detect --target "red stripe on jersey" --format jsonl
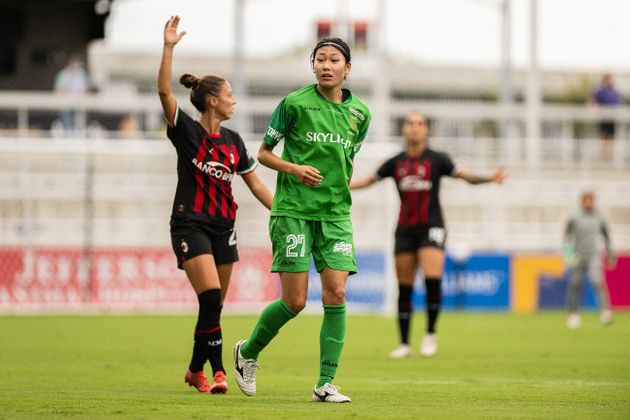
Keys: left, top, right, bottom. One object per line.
{"left": 193, "top": 137, "right": 209, "bottom": 213}
{"left": 399, "top": 159, "right": 413, "bottom": 225}
{"left": 395, "top": 159, "right": 404, "bottom": 224}
{"left": 208, "top": 145, "right": 219, "bottom": 216}
{"left": 219, "top": 144, "right": 231, "bottom": 218}
{"left": 410, "top": 159, "right": 421, "bottom": 225}
{"left": 420, "top": 159, "right": 431, "bottom": 224}
{"left": 229, "top": 144, "right": 239, "bottom": 219}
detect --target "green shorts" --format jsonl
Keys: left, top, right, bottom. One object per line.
{"left": 269, "top": 216, "right": 357, "bottom": 274}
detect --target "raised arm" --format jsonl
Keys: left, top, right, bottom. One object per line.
{"left": 257, "top": 142, "right": 323, "bottom": 188}
{"left": 456, "top": 166, "right": 506, "bottom": 185}
{"left": 157, "top": 16, "right": 186, "bottom": 126}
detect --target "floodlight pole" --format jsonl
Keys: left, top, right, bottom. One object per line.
{"left": 337, "top": 0, "right": 350, "bottom": 40}
{"left": 232, "top": 0, "right": 249, "bottom": 135}
{"left": 526, "top": 0, "right": 541, "bottom": 169}
{"left": 499, "top": 0, "right": 513, "bottom": 141}
{"left": 467, "top": 0, "right": 514, "bottom": 154}
{"left": 373, "top": 0, "right": 391, "bottom": 142}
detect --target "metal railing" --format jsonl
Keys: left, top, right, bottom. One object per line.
{"left": 1, "top": 138, "right": 628, "bottom": 253}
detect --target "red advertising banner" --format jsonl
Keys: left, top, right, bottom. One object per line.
{"left": 606, "top": 254, "right": 630, "bottom": 307}
{"left": 0, "top": 247, "right": 279, "bottom": 313}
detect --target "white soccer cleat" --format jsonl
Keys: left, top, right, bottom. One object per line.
{"left": 233, "top": 339, "right": 259, "bottom": 396}
{"left": 389, "top": 344, "right": 412, "bottom": 359}
{"left": 566, "top": 313, "right": 582, "bottom": 329}
{"left": 312, "top": 383, "right": 351, "bottom": 403}
{"left": 600, "top": 309, "right": 613, "bottom": 325}
{"left": 420, "top": 333, "right": 437, "bottom": 357}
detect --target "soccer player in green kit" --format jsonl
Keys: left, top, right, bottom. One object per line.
{"left": 233, "top": 37, "right": 371, "bottom": 403}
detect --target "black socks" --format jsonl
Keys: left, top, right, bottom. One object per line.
{"left": 189, "top": 289, "right": 224, "bottom": 375}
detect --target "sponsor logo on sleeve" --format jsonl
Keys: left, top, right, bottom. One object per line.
{"left": 266, "top": 126, "right": 285, "bottom": 142}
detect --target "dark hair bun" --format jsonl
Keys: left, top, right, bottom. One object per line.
{"left": 180, "top": 74, "right": 199, "bottom": 89}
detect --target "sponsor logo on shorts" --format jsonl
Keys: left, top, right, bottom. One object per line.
{"left": 332, "top": 241, "right": 353, "bottom": 256}
{"left": 181, "top": 241, "right": 189, "bottom": 254}
{"left": 280, "top": 261, "right": 296, "bottom": 266}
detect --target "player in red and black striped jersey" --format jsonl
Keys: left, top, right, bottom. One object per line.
{"left": 167, "top": 108, "right": 258, "bottom": 227}
{"left": 158, "top": 16, "right": 272, "bottom": 394}
{"left": 351, "top": 112, "right": 505, "bottom": 358}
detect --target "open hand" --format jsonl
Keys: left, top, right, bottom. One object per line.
{"left": 493, "top": 167, "right": 507, "bottom": 184}
{"left": 164, "top": 15, "right": 186, "bottom": 47}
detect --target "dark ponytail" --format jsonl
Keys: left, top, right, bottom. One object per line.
{"left": 179, "top": 73, "right": 200, "bottom": 90}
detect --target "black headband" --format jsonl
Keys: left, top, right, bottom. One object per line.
{"left": 315, "top": 41, "right": 350, "bottom": 62}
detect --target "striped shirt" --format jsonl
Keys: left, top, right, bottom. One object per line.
{"left": 166, "top": 107, "right": 257, "bottom": 230}
{"left": 376, "top": 148, "right": 457, "bottom": 227}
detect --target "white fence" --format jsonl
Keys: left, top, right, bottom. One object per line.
{"left": 1, "top": 137, "right": 628, "bottom": 253}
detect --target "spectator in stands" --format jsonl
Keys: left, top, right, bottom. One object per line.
{"left": 53, "top": 54, "right": 89, "bottom": 135}
{"left": 564, "top": 190, "right": 616, "bottom": 329}
{"left": 589, "top": 73, "right": 622, "bottom": 158}
{"left": 117, "top": 114, "right": 139, "bottom": 139}
{"left": 157, "top": 15, "right": 273, "bottom": 395}
{"left": 350, "top": 112, "right": 506, "bottom": 359}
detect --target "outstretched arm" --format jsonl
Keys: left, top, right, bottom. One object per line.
{"left": 349, "top": 175, "right": 378, "bottom": 190}
{"left": 241, "top": 170, "right": 273, "bottom": 210}
{"left": 157, "top": 15, "right": 186, "bottom": 126}
{"left": 456, "top": 167, "right": 506, "bottom": 185}
{"left": 257, "top": 142, "right": 323, "bottom": 188}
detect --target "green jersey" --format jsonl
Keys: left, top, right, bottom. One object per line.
{"left": 264, "top": 84, "right": 371, "bottom": 221}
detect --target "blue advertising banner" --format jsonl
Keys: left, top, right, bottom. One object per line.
{"left": 307, "top": 251, "right": 386, "bottom": 311}
{"left": 538, "top": 272, "right": 598, "bottom": 309}
{"left": 413, "top": 253, "right": 511, "bottom": 310}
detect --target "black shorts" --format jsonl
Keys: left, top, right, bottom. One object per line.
{"left": 597, "top": 120, "right": 615, "bottom": 138}
{"left": 394, "top": 225, "right": 447, "bottom": 254}
{"left": 170, "top": 219, "right": 239, "bottom": 269}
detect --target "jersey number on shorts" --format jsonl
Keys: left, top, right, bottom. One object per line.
{"left": 286, "top": 234, "right": 306, "bottom": 257}
{"left": 428, "top": 227, "right": 446, "bottom": 247}
{"left": 228, "top": 229, "right": 237, "bottom": 246}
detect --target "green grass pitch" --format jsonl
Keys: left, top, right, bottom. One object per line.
{"left": 1, "top": 311, "right": 629, "bottom": 419}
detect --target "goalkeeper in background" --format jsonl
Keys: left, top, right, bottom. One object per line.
{"left": 564, "top": 190, "right": 616, "bottom": 329}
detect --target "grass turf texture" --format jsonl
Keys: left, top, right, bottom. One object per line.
{"left": 1, "top": 312, "right": 629, "bottom": 419}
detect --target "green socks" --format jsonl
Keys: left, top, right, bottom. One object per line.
{"left": 240, "top": 300, "right": 347, "bottom": 388}
{"left": 317, "top": 303, "right": 346, "bottom": 387}
{"left": 240, "top": 299, "right": 296, "bottom": 360}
